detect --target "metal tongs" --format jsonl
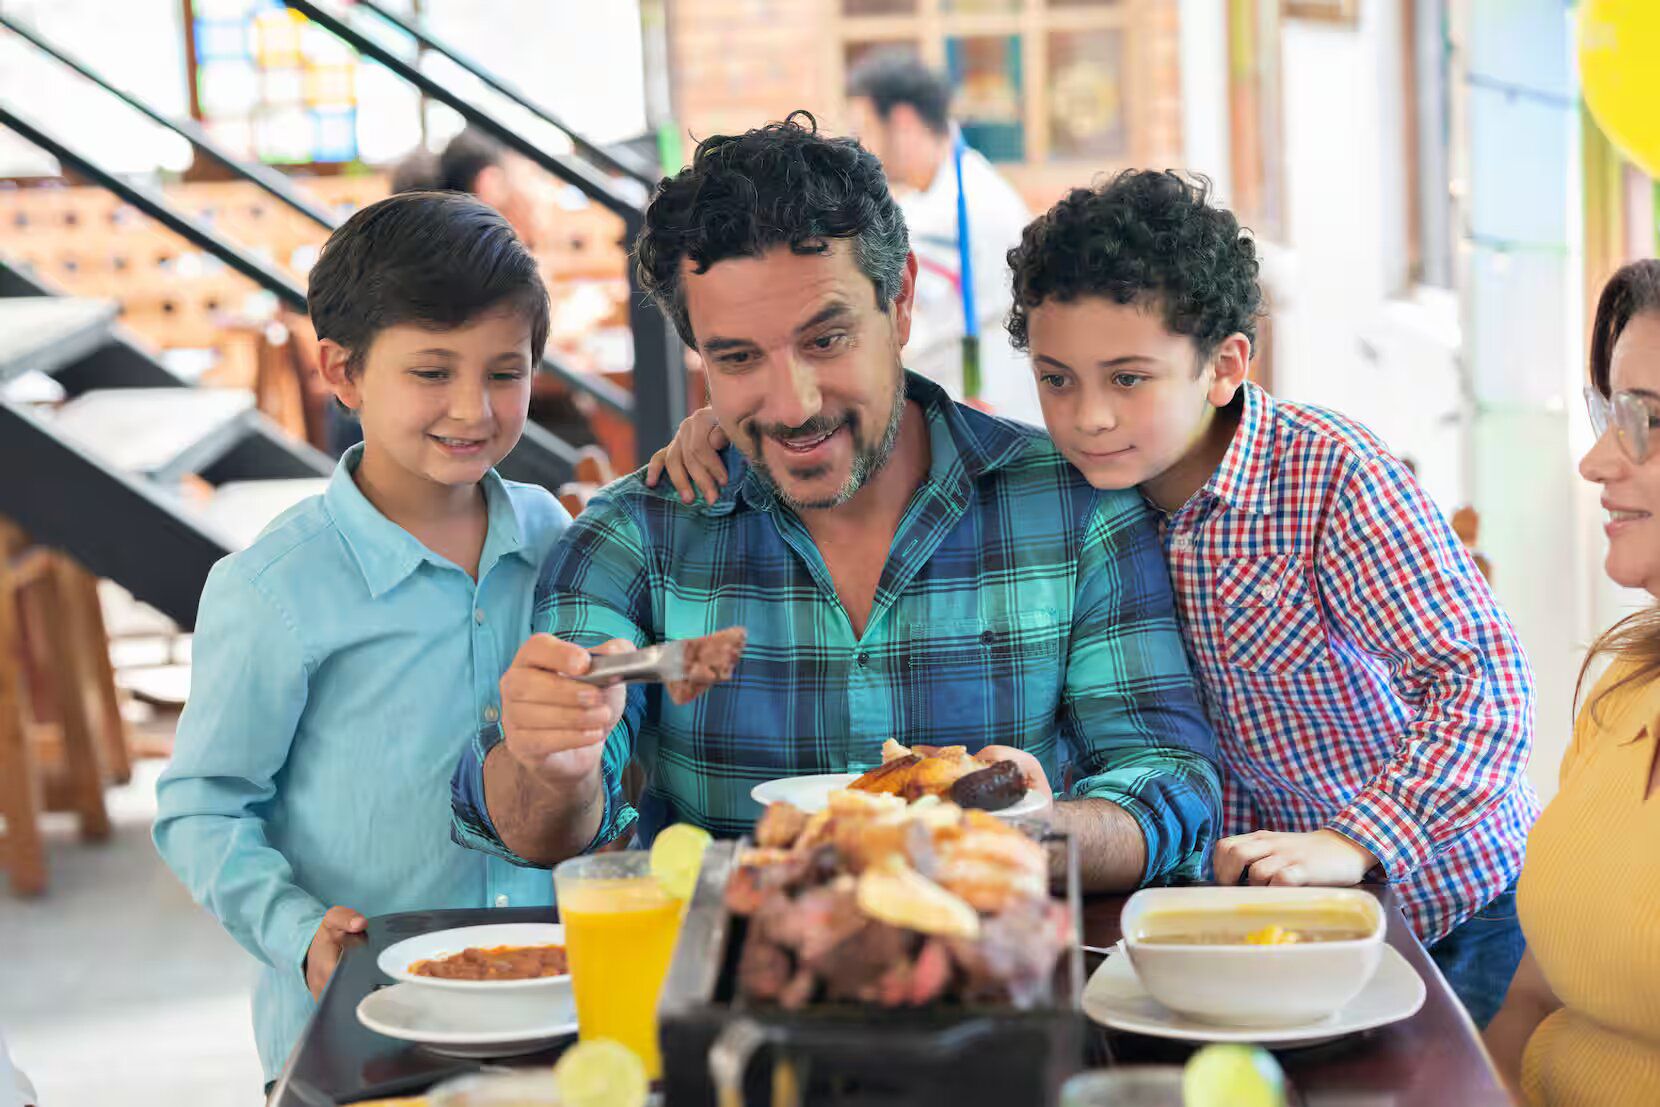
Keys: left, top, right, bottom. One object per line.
{"left": 570, "top": 640, "right": 694, "bottom": 687}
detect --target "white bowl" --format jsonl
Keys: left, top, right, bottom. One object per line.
{"left": 1120, "top": 887, "right": 1385, "bottom": 1028}
{"left": 377, "top": 922, "right": 569, "bottom": 994}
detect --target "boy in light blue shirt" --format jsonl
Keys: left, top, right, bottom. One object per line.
{"left": 153, "top": 192, "right": 569, "bottom": 1084}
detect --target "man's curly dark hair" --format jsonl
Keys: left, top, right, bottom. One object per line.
{"left": 1006, "top": 170, "right": 1262, "bottom": 362}
{"left": 634, "top": 111, "right": 910, "bottom": 348}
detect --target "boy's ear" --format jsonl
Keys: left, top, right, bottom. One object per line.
{"left": 317, "top": 339, "right": 363, "bottom": 410}
{"left": 1208, "top": 332, "right": 1252, "bottom": 407}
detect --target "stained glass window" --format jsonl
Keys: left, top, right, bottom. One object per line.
{"left": 190, "top": 0, "right": 359, "bottom": 165}
{"left": 945, "top": 35, "right": 1024, "bottom": 163}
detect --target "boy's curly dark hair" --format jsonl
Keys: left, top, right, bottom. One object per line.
{"left": 634, "top": 111, "right": 909, "bottom": 348}
{"left": 1006, "top": 170, "right": 1262, "bottom": 361}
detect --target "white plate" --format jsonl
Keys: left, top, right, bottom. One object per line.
{"left": 378, "top": 923, "right": 568, "bottom": 993}
{"left": 750, "top": 773, "right": 1051, "bottom": 818}
{"left": 1082, "top": 944, "right": 1426, "bottom": 1048}
{"left": 356, "top": 981, "right": 578, "bottom": 1059}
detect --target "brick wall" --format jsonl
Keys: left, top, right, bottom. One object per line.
{"left": 665, "top": 0, "right": 1187, "bottom": 215}
{"left": 667, "top": 0, "right": 838, "bottom": 142}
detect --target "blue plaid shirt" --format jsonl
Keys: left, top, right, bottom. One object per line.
{"left": 452, "top": 373, "right": 1220, "bottom": 880}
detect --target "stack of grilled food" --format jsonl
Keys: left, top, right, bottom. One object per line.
{"left": 726, "top": 781, "right": 1070, "bottom": 1011}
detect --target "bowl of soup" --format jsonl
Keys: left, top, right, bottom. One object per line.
{"left": 1120, "top": 887, "right": 1385, "bottom": 1027}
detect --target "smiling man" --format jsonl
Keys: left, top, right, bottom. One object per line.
{"left": 448, "top": 114, "right": 1221, "bottom": 891}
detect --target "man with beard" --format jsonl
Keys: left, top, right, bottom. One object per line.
{"left": 449, "top": 114, "right": 1220, "bottom": 891}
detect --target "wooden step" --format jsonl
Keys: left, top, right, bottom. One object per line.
{"left": 0, "top": 296, "right": 117, "bottom": 383}
{"left": 45, "top": 386, "right": 254, "bottom": 479}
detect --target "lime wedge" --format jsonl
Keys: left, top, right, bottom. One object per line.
{"left": 649, "top": 822, "right": 713, "bottom": 901}
{"left": 1182, "top": 1044, "right": 1286, "bottom": 1107}
{"left": 554, "top": 1038, "right": 648, "bottom": 1107}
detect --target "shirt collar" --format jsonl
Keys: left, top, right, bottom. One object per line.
{"left": 1199, "top": 381, "right": 1277, "bottom": 516}
{"left": 721, "top": 371, "right": 1034, "bottom": 513}
{"left": 323, "top": 444, "right": 533, "bottom": 598}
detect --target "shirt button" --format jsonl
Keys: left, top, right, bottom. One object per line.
{"left": 494, "top": 894, "right": 509, "bottom": 908}
{"left": 474, "top": 608, "right": 486, "bottom": 625}
{"left": 484, "top": 705, "right": 500, "bottom": 723}
{"left": 857, "top": 652, "right": 870, "bottom": 667}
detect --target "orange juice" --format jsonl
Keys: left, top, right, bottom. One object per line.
{"left": 556, "top": 864, "right": 686, "bottom": 1080}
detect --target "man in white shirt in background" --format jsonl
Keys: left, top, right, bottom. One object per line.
{"left": 846, "top": 52, "right": 1040, "bottom": 426}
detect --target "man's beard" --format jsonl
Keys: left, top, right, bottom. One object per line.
{"left": 745, "top": 370, "right": 907, "bottom": 512}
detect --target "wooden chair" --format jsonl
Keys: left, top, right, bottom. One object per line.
{"left": 557, "top": 482, "right": 598, "bottom": 519}
{"left": 0, "top": 533, "right": 47, "bottom": 897}
{"left": 0, "top": 521, "right": 127, "bottom": 897}
{"left": 572, "top": 445, "right": 614, "bottom": 486}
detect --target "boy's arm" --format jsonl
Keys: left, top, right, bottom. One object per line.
{"left": 1058, "top": 495, "right": 1223, "bottom": 888}
{"left": 1317, "top": 455, "right": 1535, "bottom": 879}
{"left": 152, "top": 562, "right": 326, "bottom": 990}
{"left": 451, "top": 497, "right": 651, "bottom": 866}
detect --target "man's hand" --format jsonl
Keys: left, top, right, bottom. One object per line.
{"left": 644, "top": 407, "right": 729, "bottom": 505}
{"left": 499, "top": 635, "right": 633, "bottom": 786}
{"left": 974, "top": 744, "right": 1054, "bottom": 803}
{"left": 1213, "top": 829, "right": 1380, "bottom": 887}
{"left": 304, "top": 905, "right": 366, "bottom": 1000}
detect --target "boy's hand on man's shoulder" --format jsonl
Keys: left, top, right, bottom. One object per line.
{"left": 1212, "top": 828, "right": 1380, "bottom": 887}
{"left": 499, "top": 634, "right": 630, "bottom": 786}
{"left": 645, "top": 406, "right": 729, "bottom": 505}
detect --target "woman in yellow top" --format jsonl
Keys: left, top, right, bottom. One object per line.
{"left": 1485, "top": 259, "right": 1660, "bottom": 1105}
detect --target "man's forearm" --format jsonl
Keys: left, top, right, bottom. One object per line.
{"left": 482, "top": 745, "right": 605, "bottom": 868}
{"left": 1048, "top": 798, "right": 1147, "bottom": 891}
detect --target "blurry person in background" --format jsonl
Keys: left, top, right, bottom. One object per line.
{"left": 846, "top": 51, "right": 1038, "bottom": 425}
{"left": 388, "top": 146, "right": 439, "bottom": 194}
{"left": 432, "top": 128, "right": 549, "bottom": 252}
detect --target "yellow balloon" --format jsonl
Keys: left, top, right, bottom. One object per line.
{"left": 1579, "top": 0, "right": 1660, "bottom": 177}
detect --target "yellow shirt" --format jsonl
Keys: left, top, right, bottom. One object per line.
{"left": 1518, "top": 660, "right": 1660, "bottom": 1106}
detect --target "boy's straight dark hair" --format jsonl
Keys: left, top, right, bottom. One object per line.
{"left": 1006, "top": 169, "right": 1263, "bottom": 363}
{"left": 307, "top": 191, "right": 549, "bottom": 374}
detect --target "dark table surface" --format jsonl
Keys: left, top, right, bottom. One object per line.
{"left": 271, "top": 890, "right": 1510, "bottom": 1106}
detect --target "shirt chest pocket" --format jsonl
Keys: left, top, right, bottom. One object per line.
{"left": 898, "top": 610, "right": 1063, "bottom": 742}
{"left": 1216, "top": 556, "right": 1329, "bottom": 674}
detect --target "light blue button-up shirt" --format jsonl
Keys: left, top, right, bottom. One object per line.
{"left": 153, "top": 445, "right": 568, "bottom": 1080}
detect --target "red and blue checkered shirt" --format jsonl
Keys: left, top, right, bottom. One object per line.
{"left": 1162, "top": 383, "right": 1539, "bottom": 942}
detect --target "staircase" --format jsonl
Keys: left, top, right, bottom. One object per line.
{"left": 0, "top": 278, "right": 331, "bottom": 627}
{"left": 0, "top": 2, "right": 687, "bottom": 630}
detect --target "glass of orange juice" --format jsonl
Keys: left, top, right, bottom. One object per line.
{"left": 554, "top": 851, "right": 687, "bottom": 1080}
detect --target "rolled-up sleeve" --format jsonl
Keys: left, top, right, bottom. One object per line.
{"left": 152, "top": 561, "right": 324, "bottom": 988}
{"left": 1062, "top": 495, "right": 1222, "bottom": 882}
{"left": 449, "top": 718, "right": 639, "bottom": 866}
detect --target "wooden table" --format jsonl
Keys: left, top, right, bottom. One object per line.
{"left": 271, "top": 891, "right": 1510, "bottom": 1106}
{"left": 1079, "top": 891, "right": 1511, "bottom": 1106}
